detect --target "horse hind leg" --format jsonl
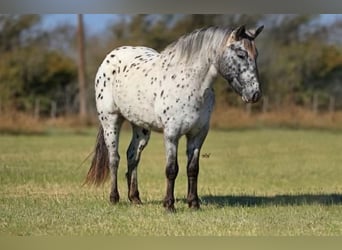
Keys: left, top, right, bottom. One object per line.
{"left": 126, "top": 125, "right": 151, "bottom": 204}
{"left": 101, "top": 113, "right": 124, "bottom": 204}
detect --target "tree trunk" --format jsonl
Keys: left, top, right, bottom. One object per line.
{"left": 274, "top": 94, "right": 281, "bottom": 111}
{"left": 329, "top": 95, "right": 335, "bottom": 115}
{"left": 77, "top": 14, "right": 87, "bottom": 120}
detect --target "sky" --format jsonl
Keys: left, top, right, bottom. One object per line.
{"left": 42, "top": 14, "right": 125, "bottom": 35}
{"left": 42, "top": 14, "right": 342, "bottom": 36}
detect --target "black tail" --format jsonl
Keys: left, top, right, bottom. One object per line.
{"left": 84, "top": 125, "right": 110, "bottom": 186}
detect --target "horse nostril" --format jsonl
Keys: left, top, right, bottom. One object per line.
{"left": 252, "top": 91, "right": 261, "bottom": 102}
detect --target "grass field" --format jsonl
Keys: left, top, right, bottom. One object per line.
{"left": 0, "top": 128, "right": 341, "bottom": 235}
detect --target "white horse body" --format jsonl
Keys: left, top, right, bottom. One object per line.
{"left": 87, "top": 25, "right": 264, "bottom": 210}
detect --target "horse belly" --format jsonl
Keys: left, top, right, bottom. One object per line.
{"left": 113, "top": 72, "right": 162, "bottom": 131}
{"left": 156, "top": 87, "right": 215, "bottom": 135}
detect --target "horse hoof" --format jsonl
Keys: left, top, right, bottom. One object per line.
{"left": 130, "top": 197, "right": 143, "bottom": 205}
{"left": 165, "top": 205, "right": 176, "bottom": 213}
{"left": 189, "top": 202, "right": 200, "bottom": 209}
{"left": 188, "top": 199, "right": 200, "bottom": 209}
{"left": 109, "top": 193, "right": 120, "bottom": 204}
{"left": 163, "top": 199, "right": 176, "bottom": 212}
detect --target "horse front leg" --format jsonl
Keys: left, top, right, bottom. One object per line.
{"left": 163, "top": 135, "right": 179, "bottom": 211}
{"left": 186, "top": 126, "right": 209, "bottom": 209}
{"left": 186, "top": 148, "right": 200, "bottom": 209}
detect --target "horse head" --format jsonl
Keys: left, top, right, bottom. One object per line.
{"left": 218, "top": 25, "right": 264, "bottom": 103}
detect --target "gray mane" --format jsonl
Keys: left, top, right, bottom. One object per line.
{"left": 161, "top": 26, "right": 232, "bottom": 64}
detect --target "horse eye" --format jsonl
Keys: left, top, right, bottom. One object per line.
{"left": 237, "top": 51, "right": 247, "bottom": 59}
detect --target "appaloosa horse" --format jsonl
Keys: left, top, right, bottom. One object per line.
{"left": 85, "top": 25, "right": 264, "bottom": 211}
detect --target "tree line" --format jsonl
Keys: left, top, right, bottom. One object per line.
{"left": 0, "top": 14, "right": 341, "bottom": 118}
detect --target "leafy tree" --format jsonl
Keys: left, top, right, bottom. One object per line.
{"left": 0, "top": 15, "right": 40, "bottom": 52}
{"left": 0, "top": 14, "right": 77, "bottom": 114}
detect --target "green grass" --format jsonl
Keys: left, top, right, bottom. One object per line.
{"left": 0, "top": 128, "right": 341, "bottom": 235}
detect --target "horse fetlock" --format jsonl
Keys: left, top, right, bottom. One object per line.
{"left": 109, "top": 191, "right": 120, "bottom": 204}
{"left": 129, "top": 195, "right": 142, "bottom": 205}
{"left": 128, "top": 189, "right": 142, "bottom": 204}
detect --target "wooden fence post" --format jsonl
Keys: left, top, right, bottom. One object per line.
{"left": 246, "top": 103, "right": 252, "bottom": 116}
{"left": 329, "top": 95, "right": 335, "bottom": 115}
{"left": 275, "top": 94, "right": 281, "bottom": 111}
{"left": 50, "top": 101, "right": 57, "bottom": 119}
{"left": 34, "top": 99, "right": 40, "bottom": 120}
{"left": 262, "top": 96, "right": 269, "bottom": 113}
{"left": 312, "top": 93, "right": 318, "bottom": 115}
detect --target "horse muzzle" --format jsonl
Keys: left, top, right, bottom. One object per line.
{"left": 242, "top": 89, "right": 262, "bottom": 103}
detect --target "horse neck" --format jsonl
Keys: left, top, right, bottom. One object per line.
{"left": 200, "top": 61, "right": 219, "bottom": 94}
{"left": 162, "top": 44, "right": 220, "bottom": 95}
{"left": 187, "top": 52, "right": 219, "bottom": 95}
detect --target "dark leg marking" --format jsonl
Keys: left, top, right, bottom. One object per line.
{"left": 163, "top": 135, "right": 180, "bottom": 211}
{"left": 126, "top": 125, "right": 151, "bottom": 205}
{"left": 185, "top": 127, "right": 209, "bottom": 209}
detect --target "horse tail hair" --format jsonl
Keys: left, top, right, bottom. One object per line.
{"left": 84, "top": 125, "right": 110, "bottom": 186}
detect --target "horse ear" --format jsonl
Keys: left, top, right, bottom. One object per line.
{"left": 227, "top": 25, "right": 247, "bottom": 43}
{"left": 253, "top": 25, "right": 264, "bottom": 39}
{"left": 235, "top": 25, "right": 246, "bottom": 40}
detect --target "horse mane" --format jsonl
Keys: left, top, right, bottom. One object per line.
{"left": 161, "top": 26, "right": 232, "bottom": 64}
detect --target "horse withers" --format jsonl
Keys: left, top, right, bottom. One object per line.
{"left": 85, "top": 25, "right": 264, "bottom": 211}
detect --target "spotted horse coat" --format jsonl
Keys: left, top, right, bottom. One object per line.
{"left": 85, "top": 25, "right": 264, "bottom": 211}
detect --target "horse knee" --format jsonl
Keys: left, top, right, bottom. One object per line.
{"left": 166, "top": 163, "right": 179, "bottom": 180}
{"left": 187, "top": 159, "right": 199, "bottom": 177}
{"left": 187, "top": 149, "right": 199, "bottom": 177}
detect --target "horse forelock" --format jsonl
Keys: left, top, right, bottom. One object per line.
{"left": 161, "top": 26, "right": 232, "bottom": 64}
{"left": 242, "top": 39, "right": 258, "bottom": 60}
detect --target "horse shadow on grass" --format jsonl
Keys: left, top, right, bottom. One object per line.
{"left": 200, "top": 193, "right": 342, "bottom": 207}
